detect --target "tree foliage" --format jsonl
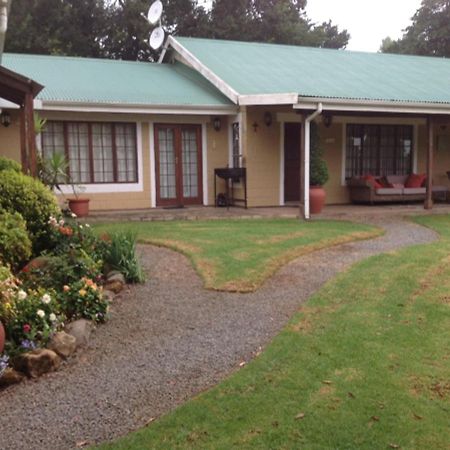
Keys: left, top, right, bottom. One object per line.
{"left": 6, "top": 0, "right": 349, "bottom": 60}
{"left": 381, "top": 0, "right": 450, "bottom": 57}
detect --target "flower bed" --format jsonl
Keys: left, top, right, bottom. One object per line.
{"left": 0, "top": 157, "right": 143, "bottom": 386}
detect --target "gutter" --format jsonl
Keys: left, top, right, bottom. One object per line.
{"left": 0, "top": 0, "right": 10, "bottom": 64}
{"left": 303, "top": 102, "right": 323, "bottom": 220}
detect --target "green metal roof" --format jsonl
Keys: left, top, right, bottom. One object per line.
{"left": 175, "top": 37, "right": 450, "bottom": 104}
{"left": 1, "top": 53, "right": 233, "bottom": 107}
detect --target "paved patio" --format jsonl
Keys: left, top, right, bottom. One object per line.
{"left": 88, "top": 203, "right": 450, "bottom": 223}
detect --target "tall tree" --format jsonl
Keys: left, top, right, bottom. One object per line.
{"left": 381, "top": 0, "right": 450, "bottom": 57}
{"left": 5, "top": 0, "right": 108, "bottom": 57}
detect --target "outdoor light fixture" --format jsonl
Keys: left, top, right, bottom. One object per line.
{"left": 0, "top": 110, "right": 11, "bottom": 127}
{"left": 323, "top": 113, "right": 333, "bottom": 128}
{"left": 252, "top": 122, "right": 259, "bottom": 132}
{"left": 213, "top": 117, "right": 221, "bottom": 132}
{"left": 264, "top": 111, "right": 272, "bottom": 127}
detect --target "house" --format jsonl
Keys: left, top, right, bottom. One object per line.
{"left": 0, "top": 36, "right": 449, "bottom": 218}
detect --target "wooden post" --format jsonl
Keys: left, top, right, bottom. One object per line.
{"left": 25, "top": 93, "right": 37, "bottom": 176}
{"left": 299, "top": 115, "right": 306, "bottom": 219}
{"left": 19, "top": 104, "right": 27, "bottom": 172}
{"left": 425, "top": 116, "right": 434, "bottom": 210}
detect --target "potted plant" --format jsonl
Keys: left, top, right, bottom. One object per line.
{"left": 309, "top": 122, "right": 329, "bottom": 214}
{"left": 38, "top": 153, "right": 90, "bottom": 217}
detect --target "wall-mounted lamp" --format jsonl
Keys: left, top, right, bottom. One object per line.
{"left": 252, "top": 122, "right": 259, "bottom": 132}
{"left": 323, "top": 113, "right": 333, "bottom": 128}
{"left": 264, "top": 111, "right": 272, "bottom": 127}
{"left": 1, "top": 110, "right": 11, "bottom": 127}
{"left": 213, "top": 117, "right": 221, "bottom": 132}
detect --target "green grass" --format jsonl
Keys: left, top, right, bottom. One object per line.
{"left": 95, "top": 219, "right": 380, "bottom": 292}
{"left": 98, "top": 215, "right": 450, "bottom": 450}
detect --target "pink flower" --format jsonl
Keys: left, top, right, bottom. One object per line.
{"left": 23, "top": 324, "right": 31, "bottom": 333}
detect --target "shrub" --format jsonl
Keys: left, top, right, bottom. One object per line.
{"left": 0, "top": 210, "right": 32, "bottom": 270}
{"left": 0, "top": 169, "right": 60, "bottom": 254}
{"left": 104, "top": 231, "right": 145, "bottom": 283}
{"left": 310, "top": 121, "right": 329, "bottom": 186}
{"left": 0, "top": 265, "right": 18, "bottom": 325}
{"left": 5, "top": 288, "right": 63, "bottom": 354}
{"left": 59, "top": 278, "right": 108, "bottom": 323}
{"left": 0, "top": 157, "right": 21, "bottom": 173}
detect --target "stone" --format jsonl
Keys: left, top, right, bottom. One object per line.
{"left": 47, "top": 331, "right": 76, "bottom": 359}
{"left": 65, "top": 319, "right": 93, "bottom": 348}
{"left": 106, "top": 271, "right": 126, "bottom": 284}
{"left": 14, "top": 349, "right": 61, "bottom": 378}
{"left": 104, "top": 279, "right": 124, "bottom": 294}
{"left": 102, "top": 289, "right": 116, "bottom": 302}
{"left": 0, "top": 368, "right": 25, "bottom": 387}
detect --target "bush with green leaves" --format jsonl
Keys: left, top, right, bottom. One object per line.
{"left": 104, "top": 231, "right": 145, "bottom": 283}
{"left": 0, "top": 156, "right": 21, "bottom": 173}
{"left": 0, "top": 209, "right": 32, "bottom": 270}
{"left": 0, "top": 169, "right": 60, "bottom": 254}
{"left": 59, "top": 277, "right": 108, "bottom": 323}
{"left": 310, "top": 121, "right": 329, "bottom": 186}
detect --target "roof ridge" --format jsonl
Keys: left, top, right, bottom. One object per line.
{"left": 175, "top": 36, "right": 450, "bottom": 62}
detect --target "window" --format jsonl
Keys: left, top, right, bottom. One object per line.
{"left": 346, "top": 124, "right": 413, "bottom": 179}
{"left": 42, "top": 121, "right": 138, "bottom": 183}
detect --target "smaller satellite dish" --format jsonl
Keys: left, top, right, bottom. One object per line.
{"left": 149, "top": 27, "right": 165, "bottom": 50}
{"left": 147, "top": 0, "right": 163, "bottom": 25}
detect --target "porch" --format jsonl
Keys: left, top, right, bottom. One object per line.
{"left": 87, "top": 203, "right": 450, "bottom": 223}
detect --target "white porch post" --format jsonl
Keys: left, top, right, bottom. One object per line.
{"left": 301, "top": 103, "right": 323, "bottom": 220}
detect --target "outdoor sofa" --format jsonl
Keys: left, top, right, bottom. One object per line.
{"left": 348, "top": 174, "right": 449, "bottom": 204}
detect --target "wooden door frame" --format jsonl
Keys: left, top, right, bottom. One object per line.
{"left": 154, "top": 123, "right": 203, "bottom": 207}
{"left": 283, "top": 122, "right": 302, "bottom": 203}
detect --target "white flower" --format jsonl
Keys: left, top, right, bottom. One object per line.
{"left": 49, "top": 313, "right": 57, "bottom": 322}
{"left": 48, "top": 216, "right": 58, "bottom": 227}
{"left": 41, "top": 294, "right": 51, "bottom": 304}
{"left": 79, "top": 225, "right": 83, "bottom": 229}
{"left": 59, "top": 219, "right": 65, "bottom": 226}
{"left": 71, "top": 212, "right": 77, "bottom": 218}
{"left": 85, "top": 224, "right": 90, "bottom": 228}
{"left": 37, "top": 309, "right": 45, "bottom": 319}
{"left": 17, "top": 290, "right": 27, "bottom": 300}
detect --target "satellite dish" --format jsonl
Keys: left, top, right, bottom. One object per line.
{"left": 149, "top": 27, "right": 165, "bottom": 50}
{"left": 147, "top": 0, "right": 163, "bottom": 25}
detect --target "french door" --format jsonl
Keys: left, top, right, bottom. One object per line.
{"left": 155, "top": 124, "right": 203, "bottom": 207}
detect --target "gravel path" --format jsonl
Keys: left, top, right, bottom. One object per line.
{"left": 0, "top": 217, "right": 438, "bottom": 449}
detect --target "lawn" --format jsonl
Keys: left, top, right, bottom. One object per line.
{"left": 98, "top": 215, "right": 450, "bottom": 450}
{"left": 94, "top": 219, "right": 380, "bottom": 292}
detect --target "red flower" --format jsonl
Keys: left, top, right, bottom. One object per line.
{"left": 23, "top": 324, "right": 31, "bottom": 333}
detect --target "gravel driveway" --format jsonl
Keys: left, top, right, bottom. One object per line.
{"left": 0, "top": 217, "right": 437, "bottom": 449}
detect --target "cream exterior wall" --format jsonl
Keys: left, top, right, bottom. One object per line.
{"left": 1, "top": 107, "right": 449, "bottom": 211}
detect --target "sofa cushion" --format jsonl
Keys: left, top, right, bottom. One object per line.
{"left": 375, "top": 188, "right": 403, "bottom": 195}
{"left": 405, "top": 173, "right": 426, "bottom": 188}
{"left": 362, "top": 175, "right": 383, "bottom": 189}
{"left": 386, "top": 175, "right": 408, "bottom": 185}
{"left": 403, "top": 187, "right": 426, "bottom": 195}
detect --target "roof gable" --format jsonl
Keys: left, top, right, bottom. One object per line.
{"left": 173, "top": 37, "right": 450, "bottom": 105}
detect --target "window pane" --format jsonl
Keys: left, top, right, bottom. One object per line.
{"left": 232, "top": 122, "right": 240, "bottom": 168}
{"left": 182, "top": 129, "right": 198, "bottom": 198}
{"left": 158, "top": 128, "right": 176, "bottom": 199}
{"left": 115, "top": 124, "right": 137, "bottom": 182}
{"left": 92, "top": 124, "right": 114, "bottom": 183}
{"left": 346, "top": 124, "right": 413, "bottom": 179}
{"left": 41, "top": 122, "right": 65, "bottom": 159}
{"left": 67, "top": 123, "right": 90, "bottom": 183}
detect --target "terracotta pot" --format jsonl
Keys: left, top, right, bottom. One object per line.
{"left": 68, "top": 198, "right": 90, "bottom": 218}
{"left": 309, "top": 185, "right": 326, "bottom": 214}
{"left": 0, "top": 321, "right": 5, "bottom": 354}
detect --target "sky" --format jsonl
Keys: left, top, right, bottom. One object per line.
{"left": 306, "top": 0, "right": 423, "bottom": 52}
{"left": 197, "top": 0, "right": 423, "bottom": 53}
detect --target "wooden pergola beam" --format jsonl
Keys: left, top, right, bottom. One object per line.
{"left": 0, "top": 66, "right": 43, "bottom": 175}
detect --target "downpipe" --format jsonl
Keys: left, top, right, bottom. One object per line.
{"left": 0, "top": 0, "right": 9, "bottom": 64}
{"left": 303, "top": 102, "right": 323, "bottom": 219}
